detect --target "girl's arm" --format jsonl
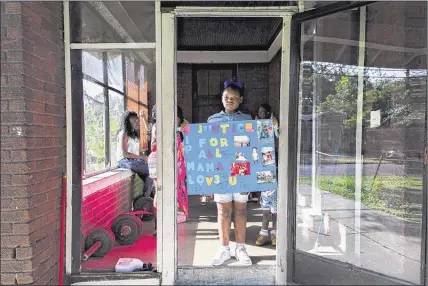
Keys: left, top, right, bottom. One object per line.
{"left": 121, "top": 132, "right": 147, "bottom": 160}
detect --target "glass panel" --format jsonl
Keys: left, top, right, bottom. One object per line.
{"left": 109, "top": 90, "right": 125, "bottom": 167}
{"left": 296, "top": 3, "right": 426, "bottom": 284}
{"left": 107, "top": 52, "right": 124, "bottom": 92}
{"left": 74, "top": 1, "right": 155, "bottom": 43}
{"left": 82, "top": 51, "right": 103, "bottom": 82}
{"left": 83, "top": 79, "right": 105, "bottom": 173}
{"left": 302, "top": 1, "right": 337, "bottom": 11}
{"left": 77, "top": 49, "right": 156, "bottom": 273}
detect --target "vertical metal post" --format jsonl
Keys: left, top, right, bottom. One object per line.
{"left": 276, "top": 14, "right": 293, "bottom": 285}
{"left": 155, "top": 0, "right": 163, "bottom": 274}
{"left": 422, "top": 36, "right": 428, "bottom": 286}
{"left": 64, "top": 0, "right": 73, "bottom": 274}
{"left": 122, "top": 54, "right": 127, "bottom": 110}
{"left": 64, "top": 0, "right": 83, "bottom": 275}
{"left": 103, "top": 53, "right": 111, "bottom": 167}
{"left": 355, "top": 6, "right": 367, "bottom": 265}
{"left": 311, "top": 19, "right": 322, "bottom": 216}
{"left": 158, "top": 10, "right": 178, "bottom": 285}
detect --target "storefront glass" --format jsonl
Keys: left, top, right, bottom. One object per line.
{"left": 296, "top": 2, "right": 427, "bottom": 284}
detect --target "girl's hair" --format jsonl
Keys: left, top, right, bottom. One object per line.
{"left": 260, "top": 103, "right": 272, "bottom": 117}
{"left": 223, "top": 79, "right": 244, "bottom": 98}
{"left": 223, "top": 85, "right": 243, "bottom": 98}
{"left": 177, "top": 105, "right": 184, "bottom": 126}
{"left": 122, "top": 111, "right": 139, "bottom": 139}
{"left": 151, "top": 104, "right": 156, "bottom": 124}
{"left": 150, "top": 105, "right": 184, "bottom": 125}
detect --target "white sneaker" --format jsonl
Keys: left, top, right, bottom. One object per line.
{"left": 235, "top": 246, "right": 252, "bottom": 266}
{"left": 211, "top": 247, "right": 231, "bottom": 266}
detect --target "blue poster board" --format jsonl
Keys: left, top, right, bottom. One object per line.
{"left": 182, "top": 120, "right": 278, "bottom": 195}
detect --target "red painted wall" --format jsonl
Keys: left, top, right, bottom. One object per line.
{"left": 81, "top": 174, "right": 143, "bottom": 241}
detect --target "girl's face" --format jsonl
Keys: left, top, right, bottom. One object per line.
{"left": 222, "top": 88, "right": 242, "bottom": 113}
{"left": 129, "top": 116, "right": 139, "bottom": 130}
{"left": 258, "top": 107, "right": 269, "bottom": 119}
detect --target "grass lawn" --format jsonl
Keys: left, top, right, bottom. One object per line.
{"left": 299, "top": 175, "right": 423, "bottom": 221}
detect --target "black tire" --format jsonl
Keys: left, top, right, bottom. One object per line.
{"left": 84, "top": 229, "right": 115, "bottom": 258}
{"left": 133, "top": 197, "right": 155, "bottom": 221}
{"left": 111, "top": 214, "right": 143, "bottom": 246}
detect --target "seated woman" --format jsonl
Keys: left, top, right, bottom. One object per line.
{"left": 117, "top": 111, "right": 153, "bottom": 197}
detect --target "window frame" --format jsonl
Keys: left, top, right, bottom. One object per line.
{"left": 81, "top": 51, "right": 125, "bottom": 177}
{"left": 81, "top": 51, "right": 151, "bottom": 178}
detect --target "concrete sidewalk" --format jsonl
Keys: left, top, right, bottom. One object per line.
{"left": 297, "top": 185, "right": 422, "bottom": 284}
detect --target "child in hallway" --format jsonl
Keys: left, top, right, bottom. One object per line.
{"left": 208, "top": 79, "right": 253, "bottom": 267}
{"left": 149, "top": 105, "right": 189, "bottom": 237}
{"left": 255, "top": 103, "right": 279, "bottom": 246}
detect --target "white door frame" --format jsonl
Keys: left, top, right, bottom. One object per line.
{"left": 158, "top": 5, "right": 297, "bottom": 285}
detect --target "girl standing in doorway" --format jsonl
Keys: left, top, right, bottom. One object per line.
{"left": 254, "top": 103, "right": 279, "bottom": 247}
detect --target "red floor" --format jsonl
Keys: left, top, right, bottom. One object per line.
{"left": 82, "top": 234, "right": 157, "bottom": 271}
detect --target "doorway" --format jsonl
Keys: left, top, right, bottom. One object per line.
{"left": 192, "top": 64, "right": 237, "bottom": 123}
{"left": 158, "top": 4, "right": 297, "bottom": 284}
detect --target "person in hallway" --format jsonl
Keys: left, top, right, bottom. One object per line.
{"left": 254, "top": 103, "right": 279, "bottom": 246}
{"left": 149, "top": 105, "right": 190, "bottom": 236}
{"left": 117, "top": 111, "right": 154, "bottom": 197}
{"left": 208, "top": 79, "right": 253, "bottom": 266}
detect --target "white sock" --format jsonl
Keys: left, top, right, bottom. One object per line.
{"left": 220, "top": 245, "right": 230, "bottom": 251}
{"left": 271, "top": 230, "right": 276, "bottom": 235}
{"left": 260, "top": 229, "right": 269, "bottom": 236}
{"left": 236, "top": 243, "right": 245, "bottom": 249}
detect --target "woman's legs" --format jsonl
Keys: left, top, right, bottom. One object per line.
{"left": 119, "top": 159, "right": 153, "bottom": 197}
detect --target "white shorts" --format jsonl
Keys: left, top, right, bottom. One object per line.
{"left": 214, "top": 193, "right": 248, "bottom": 203}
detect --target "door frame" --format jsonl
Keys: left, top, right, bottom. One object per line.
{"left": 158, "top": 4, "right": 298, "bottom": 285}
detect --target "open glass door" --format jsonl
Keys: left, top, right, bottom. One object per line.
{"left": 293, "top": 2, "right": 427, "bottom": 285}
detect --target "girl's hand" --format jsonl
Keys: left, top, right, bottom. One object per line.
{"left": 140, "top": 155, "right": 148, "bottom": 162}
{"left": 153, "top": 193, "right": 157, "bottom": 210}
{"left": 272, "top": 119, "right": 279, "bottom": 129}
{"left": 180, "top": 119, "right": 189, "bottom": 132}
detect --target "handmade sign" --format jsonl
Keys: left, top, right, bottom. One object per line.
{"left": 182, "top": 120, "right": 277, "bottom": 195}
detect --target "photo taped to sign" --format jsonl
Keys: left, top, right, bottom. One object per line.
{"left": 183, "top": 120, "right": 278, "bottom": 195}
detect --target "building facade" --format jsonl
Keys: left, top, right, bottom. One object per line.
{"left": 1, "top": 1, "right": 427, "bottom": 285}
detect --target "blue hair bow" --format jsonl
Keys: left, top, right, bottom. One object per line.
{"left": 224, "top": 79, "right": 243, "bottom": 89}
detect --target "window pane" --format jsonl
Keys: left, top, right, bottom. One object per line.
{"left": 296, "top": 3, "right": 426, "bottom": 284}
{"left": 82, "top": 51, "right": 103, "bottom": 82}
{"left": 107, "top": 52, "right": 124, "bottom": 92}
{"left": 83, "top": 79, "right": 106, "bottom": 173}
{"left": 73, "top": 1, "right": 155, "bottom": 43}
{"left": 109, "top": 90, "right": 125, "bottom": 167}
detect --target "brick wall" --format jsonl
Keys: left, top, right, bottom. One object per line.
{"left": 81, "top": 173, "right": 143, "bottom": 248}
{"left": 177, "top": 64, "right": 193, "bottom": 122}
{"left": 1, "top": 2, "right": 65, "bottom": 285}
{"left": 237, "top": 63, "right": 270, "bottom": 117}
{"left": 176, "top": 63, "right": 272, "bottom": 121}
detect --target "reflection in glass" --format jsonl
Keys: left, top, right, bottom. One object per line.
{"left": 83, "top": 79, "right": 105, "bottom": 173}
{"left": 296, "top": 3, "right": 426, "bottom": 284}
{"left": 77, "top": 1, "right": 155, "bottom": 43}
{"left": 82, "top": 51, "right": 103, "bottom": 82}
{"left": 107, "top": 53, "right": 124, "bottom": 92}
{"left": 109, "top": 90, "right": 125, "bottom": 167}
